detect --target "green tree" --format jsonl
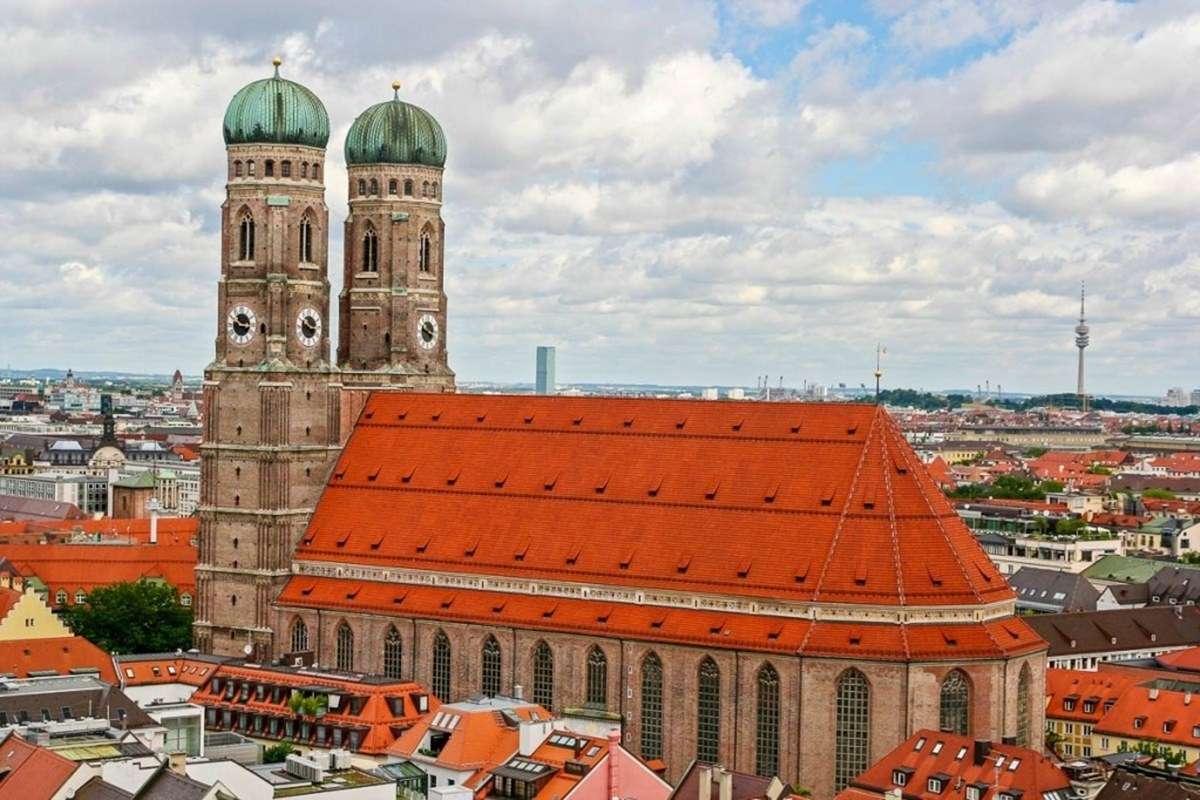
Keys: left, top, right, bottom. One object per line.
{"left": 1143, "top": 488, "right": 1177, "bottom": 500}
{"left": 61, "top": 580, "right": 192, "bottom": 654}
{"left": 1023, "top": 447, "right": 1048, "bottom": 458}
{"left": 264, "top": 741, "right": 296, "bottom": 763}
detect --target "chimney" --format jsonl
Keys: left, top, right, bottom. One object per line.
{"left": 1186, "top": 693, "right": 1193, "bottom": 706}
{"left": 1150, "top": 688, "right": 1160, "bottom": 701}
{"left": 148, "top": 497, "right": 160, "bottom": 544}
{"left": 718, "top": 767, "right": 733, "bottom": 800}
{"left": 698, "top": 766, "right": 713, "bottom": 800}
{"left": 608, "top": 730, "right": 621, "bottom": 800}
{"left": 973, "top": 740, "right": 992, "bottom": 767}
{"left": 513, "top": 683, "right": 523, "bottom": 700}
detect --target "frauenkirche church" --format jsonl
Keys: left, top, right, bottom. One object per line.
{"left": 196, "top": 62, "right": 1047, "bottom": 797}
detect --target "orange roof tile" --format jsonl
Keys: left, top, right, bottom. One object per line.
{"left": 277, "top": 577, "right": 1043, "bottom": 661}
{"left": 1044, "top": 669, "right": 1140, "bottom": 725}
{"left": 0, "top": 636, "right": 116, "bottom": 683}
{"left": 389, "top": 698, "right": 549, "bottom": 776}
{"left": 837, "top": 730, "right": 1070, "bottom": 800}
{"left": 116, "top": 654, "right": 222, "bottom": 687}
{"left": 0, "top": 541, "right": 196, "bottom": 605}
{"left": 0, "top": 517, "right": 197, "bottom": 545}
{"left": 1094, "top": 682, "right": 1200, "bottom": 747}
{"left": 0, "top": 731, "right": 78, "bottom": 799}
{"left": 296, "top": 395, "right": 1011, "bottom": 610}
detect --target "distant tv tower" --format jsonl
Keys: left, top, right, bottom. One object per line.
{"left": 1075, "top": 282, "right": 1090, "bottom": 412}
{"left": 874, "top": 343, "right": 885, "bottom": 402}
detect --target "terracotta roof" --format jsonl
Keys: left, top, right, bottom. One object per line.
{"left": 837, "top": 730, "right": 1071, "bottom": 800}
{"left": 0, "top": 731, "right": 78, "bottom": 799}
{"left": 0, "top": 495, "right": 84, "bottom": 522}
{"left": 1094, "top": 681, "right": 1200, "bottom": 747}
{"left": 296, "top": 395, "right": 1012, "bottom": 609}
{"left": 1044, "top": 669, "right": 1140, "bottom": 724}
{"left": 190, "top": 661, "right": 435, "bottom": 754}
{"left": 0, "top": 636, "right": 116, "bottom": 683}
{"left": 0, "top": 517, "right": 197, "bottom": 546}
{"left": 389, "top": 697, "right": 549, "bottom": 774}
{"left": 0, "top": 542, "right": 196, "bottom": 605}
{"left": 114, "top": 653, "right": 227, "bottom": 687}
{"left": 1157, "top": 647, "right": 1200, "bottom": 673}
{"left": 277, "top": 578, "right": 1044, "bottom": 661}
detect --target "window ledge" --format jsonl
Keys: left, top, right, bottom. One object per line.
{"left": 299, "top": 262, "right": 320, "bottom": 271}
{"left": 230, "top": 260, "right": 256, "bottom": 268}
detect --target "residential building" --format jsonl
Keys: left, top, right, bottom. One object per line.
{"left": 1092, "top": 678, "right": 1200, "bottom": 763}
{"left": 832, "top": 730, "right": 1073, "bottom": 800}
{"left": 1044, "top": 669, "right": 1141, "bottom": 759}
{"left": 0, "top": 472, "right": 110, "bottom": 515}
{"left": 1085, "top": 554, "right": 1178, "bottom": 585}
{"left": 1094, "top": 767, "right": 1200, "bottom": 800}
{"left": 115, "top": 652, "right": 230, "bottom": 758}
{"left": 0, "top": 495, "right": 84, "bottom": 522}
{"left": 0, "top": 576, "right": 116, "bottom": 681}
{"left": 1009, "top": 567, "right": 1099, "bottom": 614}
{"left": 186, "top": 753, "right": 393, "bottom": 799}
{"left": 188, "top": 660, "right": 434, "bottom": 764}
{"left": 0, "top": 730, "right": 83, "bottom": 800}
{"left": 670, "top": 763, "right": 801, "bottom": 800}
{"left": 489, "top": 729, "right": 671, "bottom": 800}
{"left": 1025, "top": 606, "right": 1200, "bottom": 669}
{"left": 74, "top": 765, "right": 220, "bottom": 800}
{"left": 1147, "top": 567, "right": 1200, "bottom": 606}
{"left": 967, "top": 527, "right": 1121, "bottom": 576}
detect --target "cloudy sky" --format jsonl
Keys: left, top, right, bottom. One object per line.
{"left": 1, "top": 0, "right": 1198, "bottom": 394}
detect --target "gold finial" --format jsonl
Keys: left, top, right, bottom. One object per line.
{"left": 392, "top": 79, "right": 401, "bottom": 99}
{"left": 272, "top": 55, "right": 282, "bottom": 77}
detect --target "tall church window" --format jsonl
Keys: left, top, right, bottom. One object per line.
{"left": 432, "top": 181, "right": 439, "bottom": 199}
{"left": 481, "top": 636, "right": 502, "bottom": 696}
{"left": 299, "top": 216, "right": 314, "bottom": 263}
{"left": 432, "top": 630, "right": 451, "bottom": 701}
{"left": 234, "top": 161, "right": 243, "bottom": 177}
{"left": 939, "top": 670, "right": 970, "bottom": 735}
{"left": 756, "top": 663, "right": 780, "bottom": 777}
{"left": 290, "top": 618, "right": 308, "bottom": 653}
{"left": 835, "top": 669, "right": 870, "bottom": 792}
{"left": 533, "top": 641, "right": 554, "bottom": 709}
{"left": 335, "top": 622, "right": 354, "bottom": 671}
{"left": 281, "top": 160, "right": 291, "bottom": 177}
{"left": 383, "top": 626, "right": 403, "bottom": 679}
{"left": 697, "top": 657, "right": 720, "bottom": 763}
{"left": 1016, "top": 664, "right": 1032, "bottom": 747}
{"left": 388, "top": 179, "right": 397, "bottom": 195}
{"left": 419, "top": 232, "right": 431, "bottom": 273}
{"left": 264, "top": 159, "right": 274, "bottom": 177}
{"left": 585, "top": 647, "right": 607, "bottom": 708}
{"left": 362, "top": 228, "right": 378, "bottom": 272}
{"left": 312, "top": 163, "right": 320, "bottom": 180}
{"left": 641, "top": 652, "right": 663, "bottom": 760}
{"left": 422, "top": 180, "right": 430, "bottom": 197}
{"left": 357, "top": 178, "right": 366, "bottom": 197}
{"left": 239, "top": 214, "right": 255, "bottom": 261}
{"left": 301, "top": 162, "right": 308, "bottom": 178}
{"left": 369, "top": 178, "right": 379, "bottom": 195}
{"left": 404, "top": 179, "right": 413, "bottom": 196}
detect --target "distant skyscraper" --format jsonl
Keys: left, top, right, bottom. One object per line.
{"left": 1075, "top": 283, "right": 1089, "bottom": 409}
{"left": 535, "top": 346, "right": 556, "bottom": 395}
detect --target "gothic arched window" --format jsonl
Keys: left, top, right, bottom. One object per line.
{"left": 239, "top": 213, "right": 255, "bottom": 261}
{"left": 697, "top": 657, "right": 720, "bottom": 763}
{"left": 432, "top": 630, "right": 451, "bottom": 701}
{"left": 234, "top": 160, "right": 243, "bottom": 177}
{"left": 357, "top": 178, "right": 366, "bottom": 197}
{"left": 940, "top": 670, "right": 970, "bottom": 735}
{"left": 1016, "top": 664, "right": 1032, "bottom": 747}
{"left": 533, "top": 641, "right": 554, "bottom": 709}
{"left": 404, "top": 179, "right": 413, "bottom": 196}
{"left": 299, "top": 216, "right": 314, "bottom": 263}
{"left": 362, "top": 228, "right": 378, "bottom": 272}
{"left": 369, "top": 178, "right": 379, "bottom": 196}
{"left": 432, "top": 181, "right": 439, "bottom": 199}
{"left": 281, "top": 160, "right": 291, "bottom": 178}
{"left": 264, "top": 159, "right": 274, "bottom": 177}
{"left": 641, "top": 652, "right": 663, "bottom": 760}
{"left": 586, "top": 647, "right": 607, "bottom": 708}
{"left": 247, "top": 160, "right": 256, "bottom": 176}
{"left": 383, "top": 626, "right": 403, "bottom": 679}
{"left": 388, "top": 179, "right": 397, "bottom": 195}
{"left": 301, "top": 162, "right": 308, "bottom": 178}
{"left": 419, "top": 232, "right": 432, "bottom": 273}
{"left": 835, "top": 669, "right": 870, "bottom": 791}
{"left": 482, "top": 636, "right": 502, "bottom": 696}
{"left": 290, "top": 618, "right": 309, "bottom": 653}
{"left": 756, "top": 663, "right": 780, "bottom": 778}
{"left": 312, "top": 163, "right": 320, "bottom": 180}
{"left": 335, "top": 622, "right": 354, "bottom": 672}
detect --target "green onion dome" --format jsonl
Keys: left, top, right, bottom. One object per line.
{"left": 344, "top": 82, "right": 447, "bottom": 167}
{"left": 223, "top": 58, "right": 330, "bottom": 148}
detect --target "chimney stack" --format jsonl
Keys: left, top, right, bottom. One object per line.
{"left": 718, "top": 767, "right": 733, "bottom": 800}
{"left": 973, "top": 740, "right": 992, "bottom": 767}
{"left": 698, "top": 767, "right": 713, "bottom": 800}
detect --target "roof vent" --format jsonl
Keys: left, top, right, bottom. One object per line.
{"left": 764, "top": 483, "right": 779, "bottom": 504}
{"left": 446, "top": 468, "right": 460, "bottom": 485}
{"left": 401, "top": 465, "right": 416, "bottom": 483}
{"left": 476, "top": 412, "right": 487, "bottom": 423}
{"left": 566, "top": 544, "right": 581, "bottom": 565}
{"left": 737, "top": 558, "right": 752, "bottom": 578}
{"left": 732, "top": 418, "right": 744, "bottom": 432}
{"left": 677, "top": 555, "right": 692, "bottom": 574}
{"left": 623, "top": 417, "right": 634, "bottom": 428}
{"left": 675, "top": 417, "right": 687, "bottom": 430}
{"left": 705, "top": 479, "right": 720, "bottom": 500}
{"left": 544, "top": 473, "right": 559, "bottom": 491}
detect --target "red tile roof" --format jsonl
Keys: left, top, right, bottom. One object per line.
{"left": 0, "top": 541, "right": 196, "bottom": 606}
{"left": 115, "top": 654, "right": 223, "bottom": 687}
{"left": 190, "top": 662, "right": 435, "bottom": 754}
{"left": 0, "top": 517, "right": 197, "bottom": 546}
{"left": 836, "top": 730, "right": 1071, "bottom": 800}
{"left": 0, "top": 636, "right": 116, "bottom": 683}
{"left": 295, "top": 395, "right": 1012, "bottom": 609}
{"left": 1044, "top": 669, "right": 1140, "bottom": 725}
{"left": 0, "top": 730, "right": 78, "bottom": 799}
{"left": 1093, "top": 682, "right": 1200, "bottom": 748}
{"left": 277, "top": 578, "right": 1043, "bottom": 661}
{"left": 1157, "top": 647, "right": 1200, "bottom": 673}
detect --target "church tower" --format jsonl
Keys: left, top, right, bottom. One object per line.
{"left": 195, "top": 60, "right": 343, "bottom": 658}
{"left": 337, "top": 82, "right": 455, "bottom": 390}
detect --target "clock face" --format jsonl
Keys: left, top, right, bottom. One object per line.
{"left": 417, "top": 313, "right": 439, "bottom": 350}
{"left": 226, "top": 305, "right": 256, "bottom": 345}
{"left": 296, "top": 307, "right": 322, "bottom": 347}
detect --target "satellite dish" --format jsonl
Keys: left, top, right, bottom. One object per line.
{"left": 243, "top": 644, "right": 254, "bottom": 656}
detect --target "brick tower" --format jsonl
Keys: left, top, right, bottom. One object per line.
{"left": 337, "top": 81, "right": 455, "bottom": 390}
{"left": 195, "top": 59, "right": 343, "bottom": 658}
